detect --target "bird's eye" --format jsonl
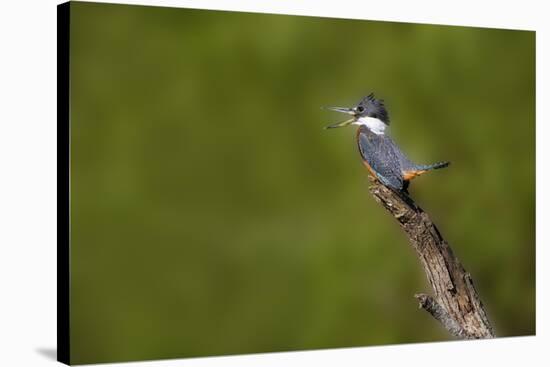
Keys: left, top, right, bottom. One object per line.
{"left": 357, "top": 106, "right": 365, "bottom": 113}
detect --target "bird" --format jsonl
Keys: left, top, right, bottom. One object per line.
{"left": 325, "top": 93, "right": 449, "bottom": 194}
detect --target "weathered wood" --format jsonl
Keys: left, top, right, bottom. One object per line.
{"left": 368, "top": 176, "right": 494, "bottom": 339}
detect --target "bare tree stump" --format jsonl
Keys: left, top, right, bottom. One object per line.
{"left": 367, "top": 176, "right": 495, "bottom": 339}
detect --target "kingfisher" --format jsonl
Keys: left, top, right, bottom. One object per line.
{"left": 325, "top": 93, "right": 449, "bottom": 193}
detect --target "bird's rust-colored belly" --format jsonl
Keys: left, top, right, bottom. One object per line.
{"left": 362, "top": 160, "right": 378, "bottom": 178}
{"left": 402, "top": 169, "right": 427, "bottom": 181}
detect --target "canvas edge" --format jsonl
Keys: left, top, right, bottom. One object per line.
{"left": 57, "top": 1, "right": 71, "bottom": 365}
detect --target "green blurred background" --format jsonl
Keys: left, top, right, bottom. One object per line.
{"left": 69, "top": 1, "right": 535, "bottom": 364}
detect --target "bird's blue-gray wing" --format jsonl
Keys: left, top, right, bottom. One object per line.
{"left": 387, "top": 136, "right": 416, "bottom": 172}
{"left": 357, "top": 130, "right": 404, "bottom": 190}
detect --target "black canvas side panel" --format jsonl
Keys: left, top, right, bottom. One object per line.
{"left": 57, "top": 2, "right": 71, "bottom": 365}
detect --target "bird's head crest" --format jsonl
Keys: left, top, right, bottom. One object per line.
{"left": 324, "top": 92, "right": 390, "bottom": 129}
{"left": 356, "top": 93, "right": 390, "bottom": 125}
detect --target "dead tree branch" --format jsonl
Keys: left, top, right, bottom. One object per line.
{"left": 367, "top": 176, "right": 495, "bottom": 339}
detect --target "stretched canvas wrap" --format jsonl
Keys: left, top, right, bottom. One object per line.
{"left": 58, "top": 1, "right": 536, "bottom": 365}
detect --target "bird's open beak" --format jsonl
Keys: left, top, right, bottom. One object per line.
{"left": 324, "top": 106, "right": 356, "bottom": 129}
{"left": 327, "top": 107, "right": 356, "bottom": 115}
{"left": 325, "top": 118, "right": 355, "bottom": 129}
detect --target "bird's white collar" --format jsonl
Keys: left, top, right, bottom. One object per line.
{"left": 353, "top": 116, "right": 386, "bottom": 135}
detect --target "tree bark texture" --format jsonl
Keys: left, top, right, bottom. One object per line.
{"left": 367, "top": 177, "right": 495, "bottom": 339}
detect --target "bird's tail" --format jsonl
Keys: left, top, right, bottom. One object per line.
{"left": 417, "top": 161, "right": 450, "bottom": 171}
